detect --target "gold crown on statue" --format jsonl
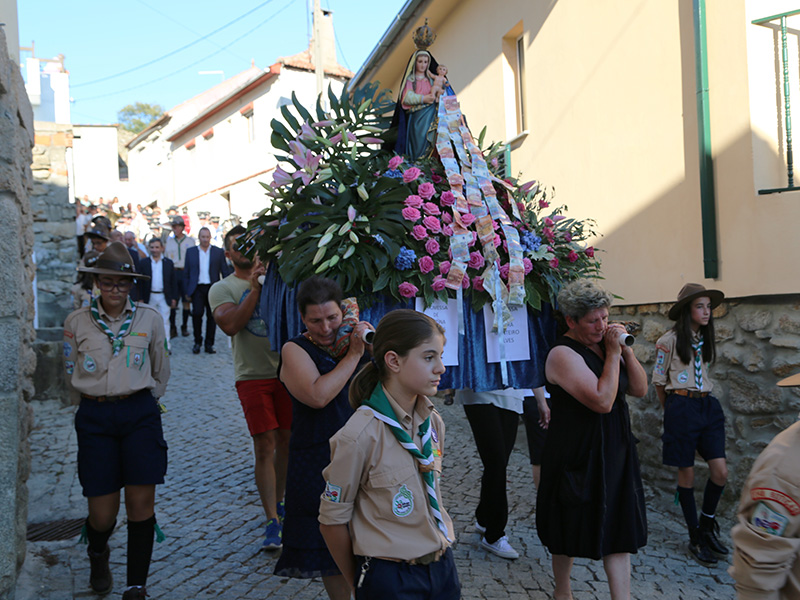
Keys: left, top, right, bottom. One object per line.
{"left": 412, "top": 19, "right": 436, "bottom": 50}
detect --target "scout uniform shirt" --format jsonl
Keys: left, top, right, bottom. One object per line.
{"left": 652, "top": 329, "right": 714, "bottom": 392}
{"left": 164, "top": 233, "right": 196, "bottom": 270}
{"left": 319, "top": 388, "right": 455, "bottom": 561}
{"left": 730, "top": 421, "right": 800, "bottom": 599}
{"left": 63, "top": 301, "right": 170, "bottom": 398}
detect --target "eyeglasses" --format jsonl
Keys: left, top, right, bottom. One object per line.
{"left": 97, "top": 279, "right": 134, "bottom": 291}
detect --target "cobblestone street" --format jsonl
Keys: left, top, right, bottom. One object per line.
{"left": 18, "top": 333, "right": 736, "bottom": 599}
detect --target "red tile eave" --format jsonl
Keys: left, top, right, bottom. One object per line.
{"left": 166, "top": 63, "right": 281, "bottom": 143}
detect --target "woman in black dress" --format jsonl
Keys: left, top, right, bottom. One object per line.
{"left": 536, "top": 279, "right": 648, "bottom": 600}
{"left": 276, "top": 277, "right": 373, "bottom": 600}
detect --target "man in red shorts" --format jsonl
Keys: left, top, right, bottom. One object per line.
{"left": 210, "top": 225, "right": 291, "bottom": 550}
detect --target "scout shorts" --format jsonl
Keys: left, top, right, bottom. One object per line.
{"left": 662, "top": 393, "right": 726, "bottom": 467}
{"left": 354, "top": 548, "right": 460, "bottom": 600}
{"left": 235, "top": 378, "right": 292, "bottom": 436}
{"left": 75, "top": 389, "right": 168, "bottom": 497}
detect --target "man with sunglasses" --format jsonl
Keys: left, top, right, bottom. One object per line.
{"left": 63, "top": 242, "right": 170, "bottom": 600}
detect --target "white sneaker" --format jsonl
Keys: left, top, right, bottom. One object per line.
{"left": 480, "top": 535, "right": 519, "bottom": 560}
{"left": 474, "top": 521, "right": 486, "bottom": 535}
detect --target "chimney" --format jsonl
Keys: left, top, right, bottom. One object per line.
{"left": 310, "top": 9, "right": 338, "bottom": 69}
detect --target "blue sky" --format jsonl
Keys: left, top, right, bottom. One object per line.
{"left": 17, "top": 0, "right": 406, "bottom": 125}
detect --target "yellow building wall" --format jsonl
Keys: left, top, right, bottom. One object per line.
{"left": 365, "top": 0, "right": 800, "bottom": 304}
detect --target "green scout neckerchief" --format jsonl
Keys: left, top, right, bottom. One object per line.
{"left": 359, "top": 384, "right": 452, "bottom": 541}
{"left": 91, "top": 297, "right": 136, "bottom": 356}
{"left": 692, "top": 337, "right": 704, "bottom": 390}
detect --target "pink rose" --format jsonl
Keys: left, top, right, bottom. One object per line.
{"left": 419, "top": 255, "right": 435, "bottom": 273}
{"left": 404, "top": 194, "right": 423, "bottom": 208}
{"left": 442, "top": 225, "right": 454, "bottom": 237}
{"left": 402, "top": 207, "right": 421, "bottom": 222}
{"left": 567, "top": 250, "right": 579, "bottom": 263}
{"left": 469, "top": 232, "right": 477, "bottom": 247}
{"left": 425, "top": 238, "right": 440, "bottom": 255}
{"left": 388, "top": 155, "right": 404, "bottom": 170}
{"left": 523, "top": 257, "right": 533, "bottom": 274}
{"left": 585, "top": 246, "right": 595, "bottom": 258}
{"left": 543, "top": 217, "right": 554, "bottom": 227}
{"left": 411, "top": 225, "right": 428, "bottom": 240}
{"left": 431, "top": 275, "right": 446, "bottom": 291}
{"left": 539, "top": 199, "right": 549, "bottom": 209}
{"left": 442, "top": 211, "right": 452, "bottom": 224}
{"left": 493, "top": 220, "right": 499, "bottom": 230}
{"left": 472, "top": 277, "right": 485, "bottom": 292}
{"left": 499, "top": 263, "right": 510, "bottom": 280}
{"left": 439, "top": 261, "right": 451, "bottom": 275}
{"left": 460, "top": 213, "right": 476, "bottom": 227}
{"left": 543, "top": 228, "right": 555, "bottom": 241}
{"left": 468, "top": 251, "right": 485, "bottom": 270}
{"left": 517, "top": 202, "right": 525, "bottom": 213}
{"left": 563, "top": 232, "right": 572, "bottom": 242}
{"left": 422, "top": 202, "right": 440, "bottom": 215}
{"left": 423, "top": 216, "right": 441, "bottom": 233}
{"left": 403, "top": 167, "right": 421, "bottom": 183}
{"left": 549, "top": 257, "right": 559, "bottom": 269}
{"left": 440, "top": 191, "right": 455, "bottom": 206}
{"left": 398, "top": 282, "right": 419, "bottom": 298}
{"left": 418, "top": 182, "right": 436, "bottom": 200}
{"left": 493, "top": 234, "right": 502, "bottom": 247}
{"left": 431, "top": 172, "right": 442, "bottom": 184}
{"left": 461, "top": 274, "right": 471, "bottom": 289}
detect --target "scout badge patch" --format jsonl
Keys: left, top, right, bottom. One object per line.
{"left": 323, "top": 481, "right": 342, "bottom": 503}
{"left": 751, "top": 502, "right": 788, "bottom": 536}
{"left": 393, "top": 485, "right": 414, "bottom": 517}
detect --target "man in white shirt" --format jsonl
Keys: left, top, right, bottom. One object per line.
{"left": 183, "top": 228, "right": 230, "bottom": 354}
{"left": 138, "top": 238, "right": 178, "bottom": 352}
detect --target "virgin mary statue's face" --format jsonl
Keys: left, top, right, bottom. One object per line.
{"left": 415, "top": 53, "right": 430, "bottom": 74}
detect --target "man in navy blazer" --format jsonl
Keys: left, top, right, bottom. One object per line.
{"left": 183, "top": 227, "right": 231, "bottom": 354}
{"left": 138, "top": 237, "right": 179, "bottom": 351}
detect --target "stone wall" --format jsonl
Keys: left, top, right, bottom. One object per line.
{"left": 612, "top": 295, "right": 800, "bottom": 512}
{"left": 30, "top": 123, "right": 76, "bottom": 329}
{"left": 0, "top": 27, "right": 36, "bottom": 600}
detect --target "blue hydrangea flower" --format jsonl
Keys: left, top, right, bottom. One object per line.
{"left": 373, "top": 234, "right": 385, "bottom": 247}
{"left": 394, "top": 246, "right": 417, "bottom": 270}
{"left": 520, "top": 230, "right": 541, "bottom": 253}
{"left": 384, "top": 169, "right": 404, "bottom": 179}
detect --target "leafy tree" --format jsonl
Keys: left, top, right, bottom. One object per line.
{"left": 117, "top": 102, "right": 165, "bottom": 134}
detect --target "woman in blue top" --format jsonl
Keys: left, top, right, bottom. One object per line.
{"left": 275, "top": 276, "right": 373, "bottom": 600}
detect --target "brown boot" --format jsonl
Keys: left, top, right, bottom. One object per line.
{"left": 87, "top": 544, "right": 113, "bottom": 594}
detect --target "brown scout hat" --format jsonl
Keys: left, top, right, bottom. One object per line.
{"left": 78, "top": 241, "right": 149, "bottom": 279}
{"left": 170, "top": 216, "right": 185, "bottom": 227}
{"left": 668, "top": 283, "right": 724, "bottom": 321}
{"left": 85, "top": 222, "right": 110, "bottom": 240}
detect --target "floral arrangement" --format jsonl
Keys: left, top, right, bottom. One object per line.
{"left": 243, "top": 83, "right": 601, "bottom": 310}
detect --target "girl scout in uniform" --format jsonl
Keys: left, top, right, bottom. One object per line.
{"left": 319, "top": 310, "right": 460, "bottom": 599}
{"left": 652, "top": 283, "right": 728, "bottom": 567}
{"left": 63, "top": 242, "right": 170, "bottom": 600}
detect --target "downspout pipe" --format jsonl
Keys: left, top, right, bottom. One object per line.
{"left": 693, "top": 0, "right": 719, "bottom": 279}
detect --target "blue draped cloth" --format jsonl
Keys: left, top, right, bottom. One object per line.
{"left": 260, "top": 264, "right": 557, "bottom": 392}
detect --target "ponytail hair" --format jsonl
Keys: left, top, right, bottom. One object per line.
{"left": 349, "top": 309, "right": 445, "bottom": 409}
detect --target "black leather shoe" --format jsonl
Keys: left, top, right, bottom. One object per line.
{"left": 205, "top": 346, "right": 216, "bottom": 354}
{"left": 700, "top": 514, "right": 729, "bottom": 557}
{"left": 87, "top": 545, "right": 113, "bottom": 594}
{"left": 181, "top": 326, "right": 190, "bottom": 337}
{"left": 121, "top": 586, "right": 147, "bottom": 599}
{"left": 169, "top": 326, "right": 177, "bottom": 339}
{"left": 192, "top": 344, "right": 201, "bottom": 354}
{"left": 689, "top": 527, "right": 718, "bottom": 566}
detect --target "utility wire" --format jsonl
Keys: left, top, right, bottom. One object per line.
{"left": 77, "top": 0, "right": 294, "bottom": 103}
{"left": 72, "top": 0, "right": 279, "bottom": 88}
{"left": 134, "top": 0, "right": 251, "bottom": 64}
